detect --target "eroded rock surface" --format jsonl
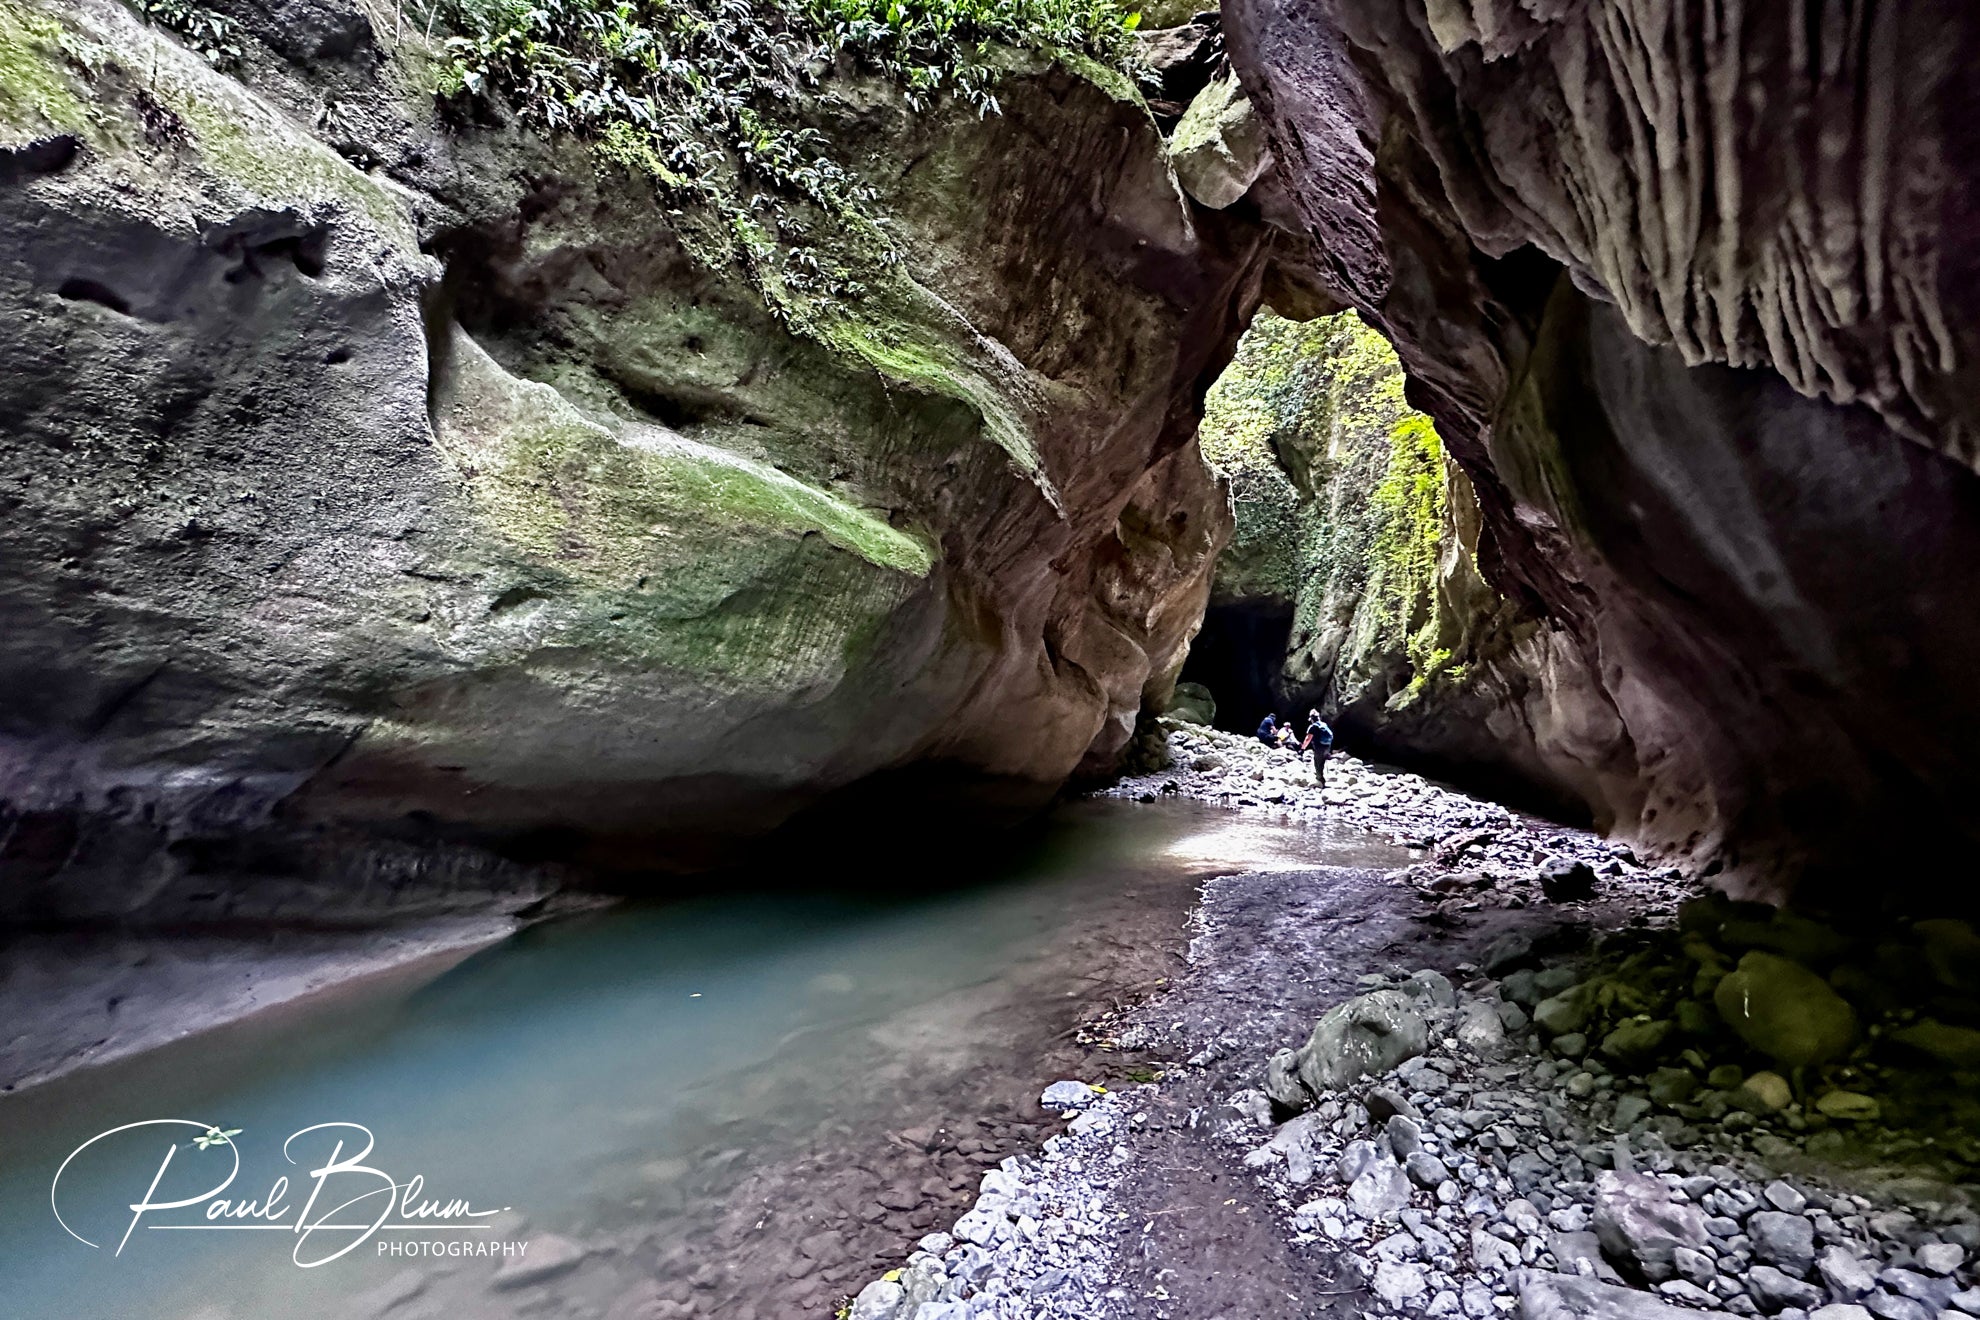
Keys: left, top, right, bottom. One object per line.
{"left": 0, "top": 0, "right": 1308, "bottom": 915}
{"left": 1223, "top": 0, "right": 1980, "bottom": 900}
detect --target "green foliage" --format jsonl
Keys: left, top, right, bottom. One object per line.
{"left": 1198, "top": 311, "right": 1349, "bottom": 488}
{"left": 1370, "top": 410, "right": 1447, "bottom": 675}
{"left": 129, "top": 0, "right": 242, "bottom": 68}
{"left": 0, "top": 0, "right": 94, "bottom": 138}
{"left": 1202, "top": 309, "right": 1464, "bottom": 702}
{"left": 437, "top": 0, "right": 1143, "bottom": 324}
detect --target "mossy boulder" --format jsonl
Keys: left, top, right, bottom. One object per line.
{"left": 1890, "top": 1020, "right": 1980, "bottom": 1070}
{"left": 1713, "top": 952, "right": 1859, "bottom": 1068}
{"left": 1168, "top": 72, "right": 1270, "bottom": 209}
{"left": 1162, "top": 681, "right": 1216, "bottom": 725}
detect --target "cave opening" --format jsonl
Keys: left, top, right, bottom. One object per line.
{"left": 1178, "top": 600, "right": 1292, "bottom": 733}
{"left": 1175, "top": 305, "right": 1593, "bottom": 827}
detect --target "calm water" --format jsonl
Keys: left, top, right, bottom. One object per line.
{"left": 0, "top": 800, "right": 1403, "bottom": 1320}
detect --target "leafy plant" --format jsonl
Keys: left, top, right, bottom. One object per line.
{"left": 130, "top": 0, "right": 243, "bottom": 68}
{"left": 435, "top": 0, "right": 1144, "bottom": 322}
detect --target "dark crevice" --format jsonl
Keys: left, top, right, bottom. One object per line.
{"left": 56, "top": 277, "right": 133, "bottom": 316}
{"left": 1179, "top": 600, "right": 1294, "bottom": 732}
{"left": 611, "top": 373, "right": 774, "bottom": 432}
{"left": 202, "top": 211, "right": 333, "bottom": 284}
{"left": 0, "top": 134, "right": 81, "bottom": 186}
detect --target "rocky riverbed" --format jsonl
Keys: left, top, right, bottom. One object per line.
{"left": 838, "top": 723, "right": 1980, "bottom": 1319}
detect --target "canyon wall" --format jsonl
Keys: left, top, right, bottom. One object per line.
{"left": 0, "top": 0, "right": 1302, "bottom": 919}
{"left": 1223, "top": 0, "right": 1980, "bottom": 900}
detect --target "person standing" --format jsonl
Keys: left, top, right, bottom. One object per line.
{"left": 1301, "top": 708, "right": 1334, "bottom": 786}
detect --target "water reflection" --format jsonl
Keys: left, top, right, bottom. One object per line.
{"left": 0, "top": 799, "right": 1404, "bottom": 1319}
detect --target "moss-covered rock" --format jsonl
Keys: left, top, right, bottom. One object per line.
{"left": 1168, "top": 72, "right": 1270, "bottom": 209}
{"left": 1713, "top": 951, "right": 1859, "bottom": 1069}
{"left": 0, "top": 0, "right": 1301, "bottom": 914}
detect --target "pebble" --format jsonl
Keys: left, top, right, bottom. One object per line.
{"left": 1040, "top": 1081, "right": 1097, "bottom": 1110}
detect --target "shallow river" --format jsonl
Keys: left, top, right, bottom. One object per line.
{"left": 0, "top": 799, "right": 1405, "bottom": 1320}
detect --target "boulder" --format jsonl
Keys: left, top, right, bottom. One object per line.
{"left": 1646, "top": 1068, "right": 1700, "bottom": 1106}
{"left": 1748, "top": 1264, "right": 1822, "bottom": 1311}
{"left": 1365, "top": 1087, "right": 1420, "bottom": 1122}
{"left": 1540, "top": 859, "right": 1598, "bottom": 902}
{"left": 1264, "top": 1047, "right": 1313, "bottom": 1115}
{"left": 1747, "top": 1211, "right": 1816, "bottom": 1277}
{"left": 1167, "top": 73, "right": 1272, "bottom": 209}
{"left": 1713, "top": 952, "right": 1858, "bottom": 1067}
{"left": 1735, "top": 1071, "right": 1794, "bottom": 1112}
{"left": 1374, "top": 1262, "right": 1429, "bottom": 1309}
{"left": 1718, "top": 912, "right": 1856, "bottom": 968}
{"left": 1890, "top": 1019, "right": 1980, "bottom": 1069}
{"left": 1814, "top": 1090, "right": 1880, "bottom": 1122}
{"left": 1459, "top": 1000, "right": 1511, "bottom": 1056}
{"left": 1164, "top": 681, "right": 1217, "bottom": 725}
{"left": 1592, "top": 1169, "right": 1712, "bottom": 1283}
{"left": 1535, "top": 987, "right": 1595, "bottom": 1038}
{"left": 849, "top": 1279, "right": 905, "bottom": 1320}
{"left": 1337, "top": 1139, "right": 1382, "bottom": 1184}
{"left": 1294, "top": 991, "right": 1430, "bottom": 1094}
{"left": 1816, "top": 1247, "right": 1878, "bottom": 1300}
{"left": 1917, "top": 1243, "right": 1966, "bottom": 1275}
{"left": 1516, "top": 1271, "right": 1719, "bottom": 1320}
{"left": 1600, "top": 1019, "right": 1675, "bottom": 1070}
{"left": 1914, "top": 919, "right": 1980, "bottom": 995}
{"left": 1406, "top": 1151, "right": 1451, "bottom": 1189}
{"left": 1485, "top": 933, "right": 1539, "bottom": 976}
{"left": 1348, "top": 1157, "right": 1413, "bottom": 1220}
{"left": 1040, "top": 1080, "right": 1098, "bottom": 1110}
{"left": 1404, "top": 969, "right": 1458, "bottom": 1008}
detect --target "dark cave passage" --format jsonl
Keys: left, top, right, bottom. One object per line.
{"left": 1179, "top": 600, "right": 1293, "bottom": 734}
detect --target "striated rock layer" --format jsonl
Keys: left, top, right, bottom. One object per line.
{"left": 0, "top": 0, "right": 1306, "bottom": 919}
{"left": 1224, "top": 0, "right": 1980, "bottom": 901}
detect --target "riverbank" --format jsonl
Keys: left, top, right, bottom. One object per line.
{"left": 0, "top": 799, "right": 1387, "bottom": 1320}
{"left": 0, "top": 913, "right": 539, "bottom": 1092}
{"left": 840, "top": 723, "right": 1980, "bottom": 1319}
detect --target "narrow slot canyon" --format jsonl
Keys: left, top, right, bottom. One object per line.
{"left": 3, "top": 2, "right": 1980, "bottom": 1319}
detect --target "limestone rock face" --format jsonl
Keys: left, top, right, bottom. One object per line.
{"left": 0, "top": 0, "right": 1299, "bottom": 915}
{"left": 1224, "top": 0, "right": 1980, "bottom": 898}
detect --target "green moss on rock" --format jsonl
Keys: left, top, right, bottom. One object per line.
{"left": 822, "top": 303, "right": 1047, "bottom": 489}
{"left": 430, "top": 328, "right": 936, "bottom": 686}
{"left": 1202, "top": 309, "right": 1473, "bottom": 710}
{"left": 163, "top": 77, "right": 411, "bottom": 240}
{"left": 436, "top": 329, "right": 933, "bottom": 582}
{"left": 0, "top": 0, "right": 92, "bottom": 141}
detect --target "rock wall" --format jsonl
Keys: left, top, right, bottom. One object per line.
{"left": 1223, "top": 0, "right": 1980, "bottom": 901}
{"left": 0, "top": 0, "right": 1295, "bottom": 919}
